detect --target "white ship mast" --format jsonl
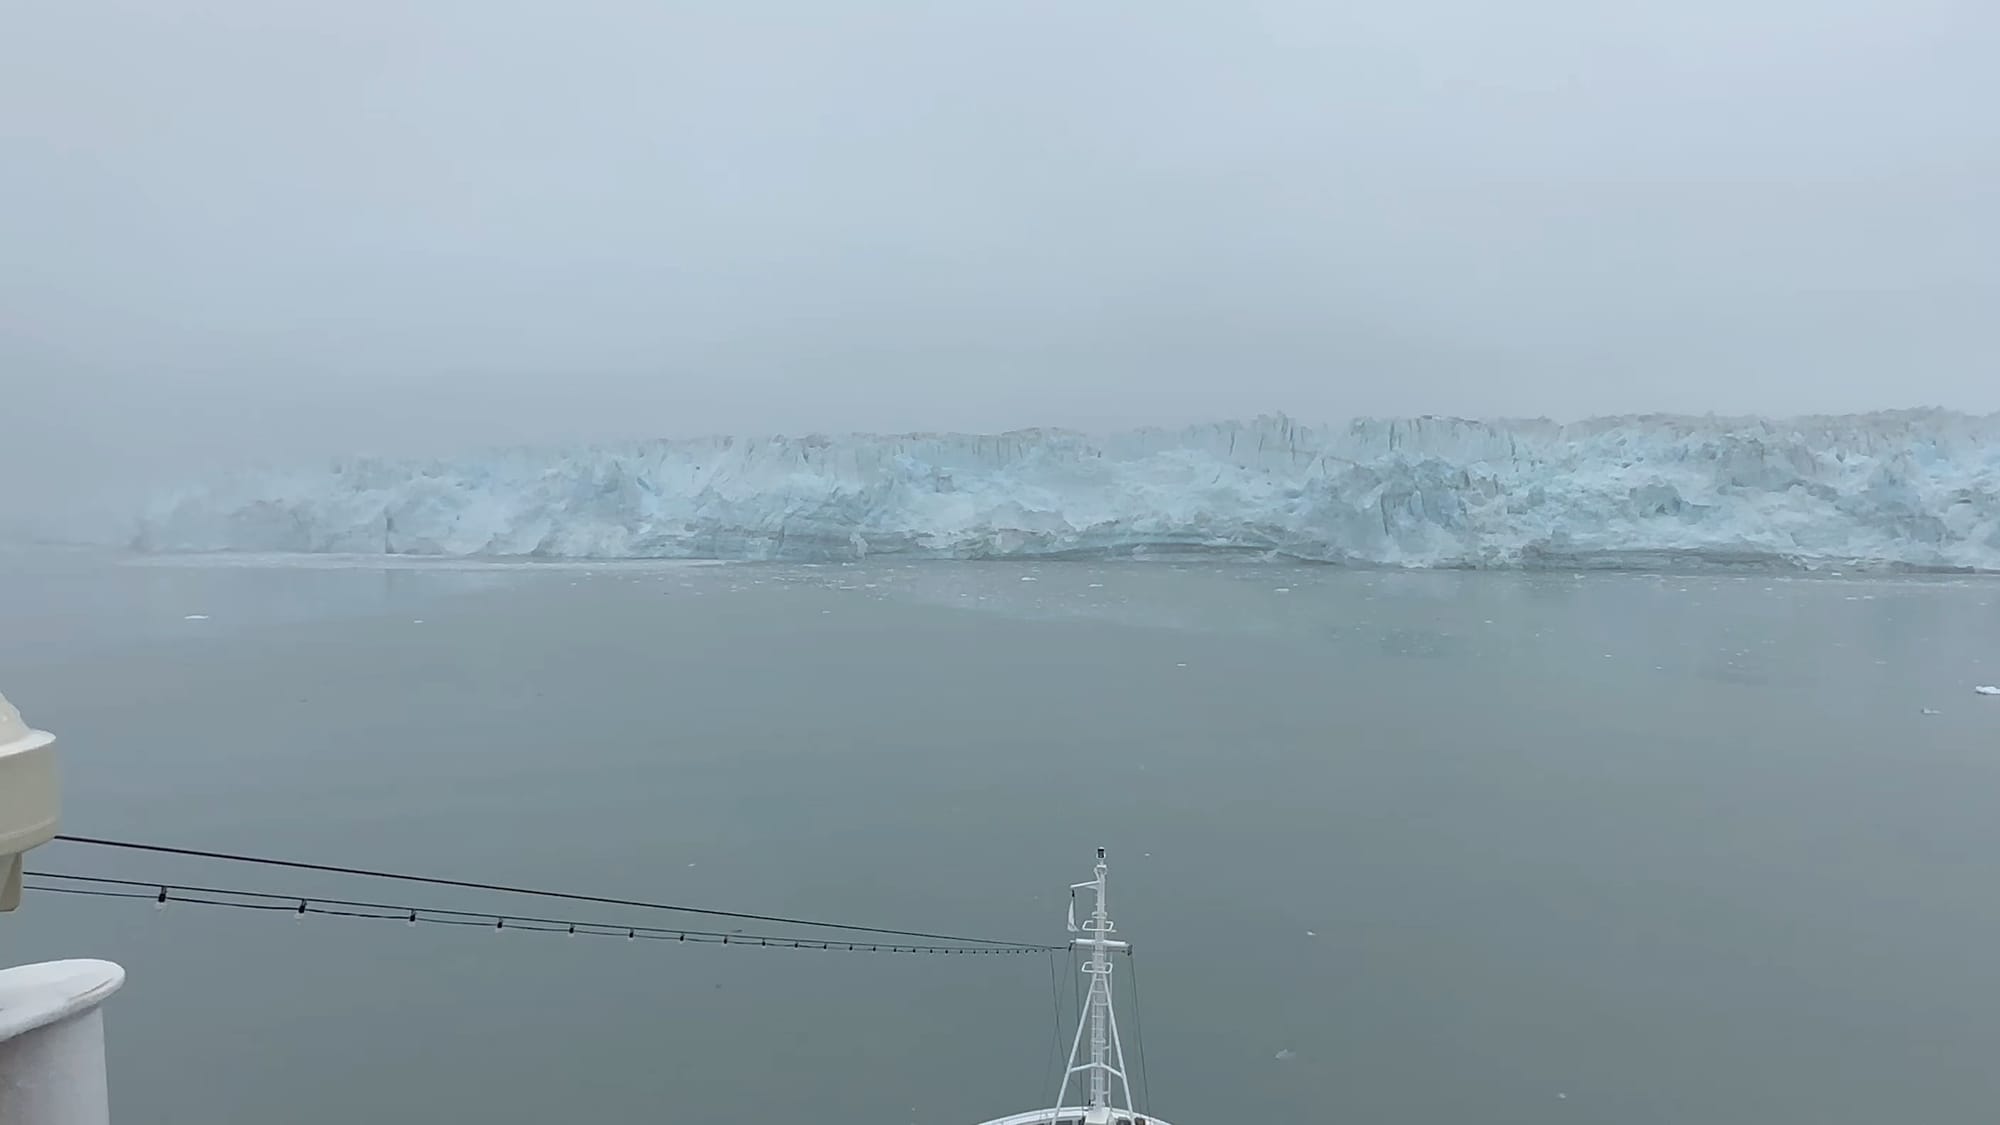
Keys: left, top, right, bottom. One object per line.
{"left": 979, "top": 848, "right": 1166, "bottom": 1125}
{"left": 1058, "top": 848, "right": 1134, "bottom": 1121}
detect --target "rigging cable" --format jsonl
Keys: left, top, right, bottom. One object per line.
{"left": 1127, "top": 950, "right": 1153, "bottom": 1113}
{"left": 48, "top": 834, "right": 1055, "bottom": 950}
{"left": 23, "top": 873, "right": 1048, "bottom": 956}
{"left": 1039, "top": 947, "right": 1065, "bottom": 1110}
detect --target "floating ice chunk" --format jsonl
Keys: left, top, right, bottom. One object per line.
{"left": 1274, "top": 1049, "right": 1296, "bottom": 1062}
{"left": 1976, "top": 685, "right": 2000, "bottom": 696}
{"left": 1922, "top": 708, "right": 1942, "bottom": 715}
{"left": 182, "top": 614, "right": 209, "bottom": 620}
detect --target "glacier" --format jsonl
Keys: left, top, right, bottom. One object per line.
{"left": 129, "top": 411, "right": 2000, "bottom": 571}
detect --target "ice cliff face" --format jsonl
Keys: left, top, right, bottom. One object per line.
{"left": 131, "top": 411, "right": 2000, "bottom": 570}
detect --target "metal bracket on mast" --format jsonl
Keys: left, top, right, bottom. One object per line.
{"left": 1051, "top": 848, "right": 1137, "bottom": 1125}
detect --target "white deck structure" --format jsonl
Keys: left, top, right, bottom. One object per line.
{"left": 976, "top": 849, "right": 1171, "bottom": 1125}
{"left": 2, "top": 691, "right": 125, "bottom": 1125}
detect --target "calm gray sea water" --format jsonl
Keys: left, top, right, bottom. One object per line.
{"left": 4, "top": 548, "right": 2000, "bottom": 1124}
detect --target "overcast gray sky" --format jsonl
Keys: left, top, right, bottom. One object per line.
{"left": 4, "top": 0, "right": 1997, "bottom": 497}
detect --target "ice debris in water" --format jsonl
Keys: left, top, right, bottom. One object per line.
{"left": 1976, "top": 686, "right": 2000, "bottom": 696}
{"left": 1274, "top": 1049, "right": 1297, "bottom": 1062}
{"left": 1922, "top": 708, "right": 1942, "bottom": 715}
{"left": 182, "top": 614, "right": 209, "bottom": 620}
{"left": 126, "top": 411, "right": 2000, "bottom": 569}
